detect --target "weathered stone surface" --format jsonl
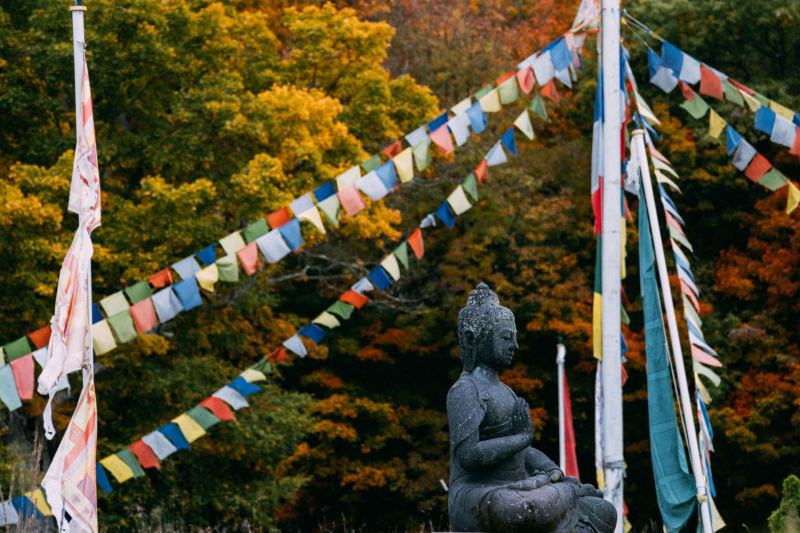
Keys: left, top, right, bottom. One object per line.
{"left": 447, "top": 282, "right": 617, "bottom": 532}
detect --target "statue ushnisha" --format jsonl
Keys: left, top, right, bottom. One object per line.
{"left": 447, "top": 283, "right": 617, "bottom": 532}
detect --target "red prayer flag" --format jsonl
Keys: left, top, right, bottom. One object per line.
{"left": 200, "top": 397, "right": 236, "bottom": 421}
{"left": 429, "top": 125, "right": 454, "bottom": 154}
{"left": 237, "top": 242, "right": 259, "bottom": 275}
{"left": 540, "top": 80, "right": 560, "bottom": 104}
{"left": 744, "top": 154, "right": 771, "bottom": 182}
{"left": 728, "top": 78, "right": 754, "bottom": 95}
{"left": 791, "top": 131, "right": 800, "bottom": 158}
{"left": 495, "top": 70, "right": 516, "bottom": 85}
{"left": 130, "top": 298, "right": 159, "bottom": 334}
{"left": 267, "top": 346, "right": 290, "bottom": 363}
{"left": 699, "top": 65, "right": 723, "bottom": 101}
{"left": 475, "top": 159, "right": 488, "bottom": 184}
{"left": 516, "top": 67, "right": 536, "bottom": 94}
{"left": 28, "top": 325, "right": 52, "bottom": 349}
{"left": 267, "top": 207, "right": 292, "bottom": 229}
{"left": 340, "top": 290, "right": 368, "bottom": 309}
{"left": 407, "top": 228, "right": 424, "bottom": 259}
{"left": 148, "top": 268, "right": 173, "bottom": 289}
{"left": 129, "top": 440, "right": 161, "bottom": 470}
{"left": 10, "top": 354, "right": 34, "bottom": 399}
{"left": 562, "top": 373, "right": 580, "bottom": 479}
{"left": 382, "top": 140, "right": 403, "bottom": 158}
{"left": 690, "top": 345, "right": 723, "bottom": 368}
{"left": 337, "top": 186, "right": 366, "bottom": 216}
{"left": 679, "top": 81, "right": 696, "bottom": 102}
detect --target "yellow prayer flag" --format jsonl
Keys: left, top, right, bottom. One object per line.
{"left": 240, "top": 368, "right": 267, "bottom": 383}
{"left": 393, "top": 147, "right": 414, "bottom": 183}
{"left": 479, "top": 88, "right": 502, "bottom": 113}
{"left": 513, "top": 109, "right": 535, "bottom": 140}
{"left": 91, "top": 320, "right": 118, "bottom": 356}
{"left": 196, "top": 264, "right": 219, "bottom": 292}
{"left": 313, "top": 311, "right": 341, "bottom": 329}
{"left": 219, "top": 232, "right": 246, "bottom": 256}
{"left": 172, "top": 413, "right": 206, "bottom": 443}
{"left": 25, "top": 489, "right": 52, "bottom": 516}
{"left": 446, "top": 185, "right": 472, "bottom": 215}
{"left": 298, "top": 206, "right": 326, "bottom": 234}
{"left": 710, "top": 495, "right": 726, "bottom": 532}
{"left": 708, "top": 109, "right": 726, "bottom": 138}
{"left": 592, "top": 292, "right": 602, "bottom": 360}
{"left": 696, "top": 375, "right": 712, "bottom": 404}
{"left": 655, "top": 170, "right": 682, "bottom": 193}
{"left": 787, "top": 181, "right": 800, "bottom": 214}
{"left": 769, "top": 100, "right": 795, "bottom": 120}
{"left": 634, "top": 91, "right": 660, "bottom": 125}
{"left": 741, "top": 91, "right": 761, "bottom": 112}
{"left": 380, "top": 254, "right": 401, "bottom": 281}
{"left": 100, "top": 455, "right": 134, "bottom": 483}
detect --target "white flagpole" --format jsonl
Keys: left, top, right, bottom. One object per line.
{"left": 600, "top": 0, "right": 624, "bottom": 529}
{"left": 631, "top": 129, "right": 712, "bottom": 533}
{"left": 557, "top": 342, "right": 566, "bottom": 472}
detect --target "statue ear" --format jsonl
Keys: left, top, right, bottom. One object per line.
{"left": 464, "top": 329, "right": 476, "bottom": 346}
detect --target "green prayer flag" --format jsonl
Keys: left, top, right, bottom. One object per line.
{"left": 116, "top": 449, "right": 146, "bottom": 478}
{"left": 723, "top": 81, "right": 744, "bottom": 107}
{"left": 668, "top": 227, "right": 694, "bottom": 252}
{"left": 107, "top": 311, "right": 138, "bottom": 344}
{"left": 361, "top": 154, "right": 381, "bottom": 172}
{"left": 186, "top": 405, "right": 221, "bottom": 430}
{"left": 216, "top": 255, "right": 239, "bottom": 282}
{"left": 638, "top": 187, "right": 697, "bottom": 532}
{"left": 243, "top": 219, "right": 269, "bottom": 243}
{"left": 3, "top": 337, "right": 32, "bottom": 361}
{"left": 412, "top": 141, "right": 431, "bottom": 172}
{"left": 393, "top": 242, "right": 409, "bottom": 269}
{"left": 124, "top": 281, "right": 152, "bottom": 304}
{"left": 621, "top": 304, "right": 631, "bottom": 326}
{"left": 682, "top": 295, "right": 703, "bottom": 327}
{"left": 498, "top": 77, "right": 519, "bottom": 104}
{"left": 327, "top": 301, "right": 354, "bottom": 320}
{"left": 462, "top": 173, "right": 478, "bottom": 202}
{"left": 251, "top": 359, "right": 272, "bottom": 374}
{"left": 0, "top": 348, "right": 4, "bottom": 366}
{"left": 754, "top": 93, "right": 770, "bottom": 106}
{"left": 679, "top": 95, "right": 709, "bottom": 119}
{"left": 317, "top": 195, "right": 340, "bottom": 226}
{"left": 530, "top": 95, "right": 548, "bottom": 121}
{"left": 759, "top": 168, "right": 788, "bottom": 191}
{"left": 473, "top": 84, "right": 494, "bottom": 100}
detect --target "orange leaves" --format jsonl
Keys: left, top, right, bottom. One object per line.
{"left": 341, "top": 466, "right": 394, "bottom": 490}
{"left": 500, "top": 363, "right": 543, "bottom": 397}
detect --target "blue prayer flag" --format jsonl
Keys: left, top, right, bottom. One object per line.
{"left": 367, "top": 266, "right": 393, "bottom": 290}
{"left": 314, "top": 181, "right": 336, "bottom": 202}
{"left": 229, "top": 376, "right": 262, "bottom": 398}
{"left": 548, "top": 37, "right": 571, "bottom": 72}
{"left": 278, "top": 218, "right": 303, "bottom": 251}
{"left": 435, "top": 201, "right": 456, "bottom": 229}
{"left": 427, "top": 112, "right": 448, "bottom": 132}
{"left": 647, "top": 47, "right": 661, "bottom": 80}
{"left": 97, "top": 461, "right": 113, "bottom": 493}
{"left": 375, "top": 161, "right": 398, "bottom": 191}
{"left": 298, "top": 324, "right": 327, "bottom": 343}
{"left": 92, "top": 303, "right": 103, "bottom": 324}
{"left": 754, "top": 106, "right": 776, "bottom": 135}
{"left": 11, "top": 496, "right": 42, "bottom": 519}
{"left": 501, "top": 128, "right": 517, "bottom": 156}
{"left": 159, "top": 422, "right": 190, "bottom": 450}
{"left": 660, "top": 41, "right": 684, "bottom": 75}
{"left": 466, "top": 102, "right": 487, "bottom": 134}
{"left": 173, "top": 278, "right": 202, "bottom": 311}
{"left": 196, "top": 245, "right": 217, "bottom": 266}
{"left": 794, "top": 114, "right": 800, "bottom": 128}
{"left": 725, "top": 126, "right": 741, "bottom": 155}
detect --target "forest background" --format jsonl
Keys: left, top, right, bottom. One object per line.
{"left": 1, "top": 0, "right": 798, "bottom": 530}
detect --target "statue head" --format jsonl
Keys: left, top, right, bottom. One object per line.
{"left": 458, "top": 282, "right": 518, "bottom": 372}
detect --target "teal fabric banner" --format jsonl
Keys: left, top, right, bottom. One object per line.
{"left": 639, "top": 190, "right": 697, "bottom": 532}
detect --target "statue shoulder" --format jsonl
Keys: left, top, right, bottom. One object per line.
{"left": 447, "top": 373, "right": 489, "bottom": 412}
{"left": 447, "top": 373, "right": 488, "bottom": 447}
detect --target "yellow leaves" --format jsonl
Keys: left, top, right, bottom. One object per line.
{"left": 312, "top": 420, "right": 358, "bottom": 442}
{"left": 340, "top": 466, "right": 394, "bottom": 490}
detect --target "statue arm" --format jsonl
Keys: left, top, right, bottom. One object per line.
{"left": 524, "top": 447, "right": 561, "bottom": 476}
{"left": 455, "top": 430, "right": 532, "bottom": 472}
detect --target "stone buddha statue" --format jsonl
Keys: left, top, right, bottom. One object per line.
{"left": 447, "top": 283, "right": 617, "bottom": 532}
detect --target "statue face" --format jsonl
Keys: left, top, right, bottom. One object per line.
{"left": 480, "top": 317, "right": 518, "bottom": 370}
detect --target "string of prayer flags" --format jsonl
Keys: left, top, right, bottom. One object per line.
{"left": 299, "top": 324, "right": 327, "bottom": 344}
{"left": 434, "top": 201, "right": 457, "bottom": 228}
{"left": 158, "top": 422, "right": 191, "bottom": 451}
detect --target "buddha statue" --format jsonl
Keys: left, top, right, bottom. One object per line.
{"left": 447, "top": 283, "right": 617, "bottom": 532}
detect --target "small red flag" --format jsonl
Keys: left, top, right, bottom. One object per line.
{"left": 699, "top": 65, "right": 723, "bottom": 101}
{"left": 516, "top": 67, "right": 535, "bottom": 94}
{"left": 10, "top": 354, "right": 34, "bottom": 399}
{"left": 267, "top": 346, "right": 289, "bottom": 363}
{"left": 200, "top": 397, "right": 236, "bottom": 421}
{"left": 382, "top": 140, "right": 403, "bottom": 158}
{"left": 237, "top": 242, "right": 260, "bottom": 275}
{"left": 340, "top": 290, "right": 368, "bottom": 309}
{"left": 540, "top": 80, "right": 560, "bottom": 104}
{"left": 148, "top": 268, "right": 173, "bottom": 289}
{"left": 745, "top": 154, "right": 771, "bottom": 182}
{"left": 563, "top": 373, "right": 580, "bottom": 479}
{"left": 27, "top": 325, "right": 52, "bottom": 349}
{"left": 267, "top": 207, "right": 292, "bottom": 229}
{"left": 129, "top": 440, "right": 161, "bottom": 470}
{"left": 407, "top": 228, "right": 424, "bottom": 259}
{"left": 679, "top": 81, "right": 696, "bottom": 102}
{"left": 475, "top": 159, "right": 488, "bottom": 184}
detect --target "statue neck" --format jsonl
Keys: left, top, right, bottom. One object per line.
{"left": 473, "top": 363, "right": 500, "bottom": 381}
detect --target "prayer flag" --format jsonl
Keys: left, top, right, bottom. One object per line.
{"left": 744, "top": 154, "right": 771, "bottom": 182}
{"left": 267, "top": 207, "right": 292, "bottom": 230}
{"left": 498, "top": 76, "right": 519, "bottom": 104}
{"left": 393, "top": 242, "right": 409, "bottom": 269}
{"left": 3, "top": 337, "right": 31, "bottom": 362}
{"left": 129, "top": 441, "right": 160, "bottom": 470}
{"left": 195, "top": 264, "right": 219, "bottom": 292}
{"left": 412, "top": 140, "right": 432, "bottom": 171}
{"left": 451, "top": 97, "right": 472, "bottom": 115}
{"left": 517, "top": 66, "right": 535, "bottom": 94}
{"left": 435, "top": 201, "right": 456, "bottom": 228}
{"left": 340, "top": 290, "right": 369, "bottom": 309}
{"left": 755, "top": 106, "right": 777, "bottom": 135}
{"left": 770, "top": 100, "right": 795, "bottom": 120}
{"left": 299, "top": 324, "right": 326, "bottom": 344}
{"left": 393, "top": 147, "right": 415, "bottom": 183}
{"left": 124, "top": 281, "right": 152, "bottom": 304}
{"left": 357, "top": 171, "right": 390, "bottom": 200}
{"left": 726, "top": 126, "right": 742, "bottom": 155}
{"left": 278, "top": 219, "right": 303, "bottom": 250}
{"left": 107, "top": 311, "right": 137, "bottom": 344}
{"left": 479, "top": 88, "right": 501, "bottom": 113}
{"left": 770, "top": 116, "right": 796, "bottom": 148}
{"left": 405, "top": 127, "right": 429, "bottom": 149}
{"left": 11, "top": 496, "right": 41, "bottom": 520}
{"left": 380, "top": 254, "right": 401, "bottom": 281}
{"left": 151, "top": 287, "right": 183, "bottom": 322}
{"left": 679, "top": 54, "right": 701, "bottom": 84}
{"left": 430, "top": 124, "right": 455, "bottom": 154}
{"left": 186, "top": 405, "right": 221, "bottom": 431}
{"left": 99, "top": 455, "right": 134, "bottom": 484}
{"left": 219, "top": 231, "right": 247, "bottom": 255}
{"left": 158, "top": 423, "right": 190, "bottom": 450}
{"left": 290, "top": 194, "right": 315, "bottom": 218}
{"left": 200, "top": 397, "right": 236, "bottom": 421}
{"left": 148, "top": 268, "right": 173, "bottom": 289}
{"left": 338, "top": 186, "right": 366, "bottom": 216}
{"left": 759, "top": 168, "right": 788, "bottom": 191}
{"left": 171, "top": 414, "right": 205, "bottom": 443}
{"left": 96, "top": 463, "right": 112, "bottom": 494}
{"left": 327, "top": 300, "right": 355, "bottom": 320}
{"left": 530, "top": 94, "right": 548, "bottom": 121}
{"left": 213, "top": 386, "right": 249, "bottom": 410}
{"left": 196, "top": 245, "right": 217, "bottom": 266}
{"left": 236, "top": 242, "right": 259, "bottom": 275}
{"left": 0, "top": 366, "right": 22, "bottom": 411}
{"left": 172, "top": 256, "right": 202, "bottom": 280}
{"left": 660, "top": 41, "right": 683, "bottom": 75}
{"left": 267, "top": 346, "right": 290, "bottom": 363}
{"left": 298, "top": 205, "right": 326, "bottom": 234}
{"left": 368, "top": 267, "right": 393, "bottom": 290}
{"left": 475, "top": 159, "right": 488, "bottom": 184}
{"left": 317, "top": 195, "right": 341, "bottom": 226}
{"left": 699, "top": 65, "right": 723, "bottom": 100}
{"left": 361, "top": 154, "right": 382, "bottom": 173}
{"left": 376, "top": 161, "right": 399, "bottom": 191}
{"left": 229, "top": 376, "right": 263, "bottom": 397}
{"left": 680, "top": 95, "right": 709, "bottom": 119}
{"left": 10, "top": 354, "right": 34, "bottom": 400}
{"left": 448, "top": 113, "right": 471, "bottom": 147}
{"left": 549, "top": 38, "right": 572, "bottom": 71}
{"left": 786, "top": 181, "right": 800, "bottom": 214}
{"left": 142, "top": 430, "right": 178, "bottom": 460}
{"left": 313, "top": 312, "right": 341, "bottom": 329}
{"left": 27, "top": 325, "right": 52, "bottom": 350}
{"left": 116, "top": 449, "right": 145, "bottom": 478}
{"left": 540, "top": 80, "right": 560, "bottom": 103}
{"left": 99, "top": 291, "right": 129, "bottom": 317}
{"left": 651, "top": 66, "right": 678, "bottom": 93}
{"left": 0, "top": 500, "right": 19, "bottom": 525}
{"left": 91, "top": 320, "right": 117, "bottom": 356}
{"left": 723, "top": 81, "right": 744, "bottom": 107}
{"left": 466, "top": 102, "right": 487, "bottom": 134}
{"left": 408, "top": 228, "right": 424, "bottom": 259}
{"left": 427, "top": 112, "right": 448, "bottom": 132}
{"left": 129, "top": 298, "right": 159, "bottom": 334}
{"left": 256, "top": 230, "right": 291, "bottom": 263}
{"left": 485, "top": 142, "right": 508, "bottom": 167}
{"left": 243, "top": 219, "right": 269, "bottom": 243}
{"left": 283, "top": 335, "right": 307, "bottom": 357}
{"left": 708, "top": 109, "right": 725, "bottom": 139}
{"left": 447, "top": 186, "right": 472, "bottom": 216}
{"left": 336, "top": 166, "right": 361, "bottom": 189}
{"left": 514, "top": 109, "right": 535, "bottom": 140}
{"left": 382, "top": 140, "right": 403, "bottom": 158}
{"left": 216, "top": 255, "right": 239, "bottom": 282}
{"left": 462, "top": 173, "right": 479, "bottom": 201}
{"left": 501, "top": 128, "right": 517, "bottom": 156}
{"left": 173, "top": 278, "right": 202, "bottom": 311}
{"left": 562, "top": 372, "right": 580, "bottom": 479}
{"left": 241, "top": 368, "right": 267, "bottom": 383}
{"left": 313, "top": 181, "right": 336, "bottom": 202}
{"left": 532, "top": 52, "right": 555, "bottom": 85}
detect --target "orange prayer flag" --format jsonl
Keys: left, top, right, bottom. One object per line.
{"left": 148, "top": 268, "right": 173, "bottom": 289}
{"left": 679, "top": 81, "right": 696, "bottom": 101}
{"left": 130, "top": 298, "right": 159, "bottom": 334}
{"left": 699, "top": 65, "right": 724, "bottom": 101}
{"left": 267, "top": 346, "right": 289, "bottom": 363}
{"left": 27, "top": 325, "right": 51, "bottom": 349}
{"left": 744, "top": 154, "right": 771, "bottom": 182}
{"left": 407, "top": 228, "right": 424, "bottom": 259}
{"left": 516, "top": 67, "right": 535, "bottom": 94}
{"left": 129, "top": 440, "right": 161, "bottom": 470}
{"left": 267, "top": 207, "right": 292, "bottom": 229}
{"left": 791, "top": 132, "right": 800, "bottom": 158}
{"left": 495, "top": 70, "right": 516, "bottom": 85}
{"left": 237, "top": 242, "right": 259, "bottom": 275}
{"left": 340, "top": 290, "right": 368, "bottom": 309}
{"left": 382, "top": 140, "right": 403, "bottom": 158}
{"left": 475, "top": 159, "right": 488, "bottom": 184}
{"left": 729, "top": 78, "right": 754, "bottom": 95}
{"left": 540, "top": 80, "right": 560, "bottom": 104}
{"left": 200, "top": 397, "right": 236, "bottom": 421}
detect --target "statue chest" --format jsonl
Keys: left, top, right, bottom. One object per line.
{"left": 478, "top": 382, "right": 518, "bottom": 440}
